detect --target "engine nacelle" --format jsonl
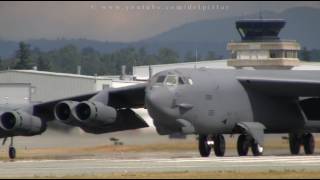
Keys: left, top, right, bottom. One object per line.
{"left": 74, "top": 101, "right": 117, "bottom": 125}
{"left": 54, "top": 101, "right": 81, "bottom": 126}
{"left": 0, "top": 111, "right": 45, "bottom": 136}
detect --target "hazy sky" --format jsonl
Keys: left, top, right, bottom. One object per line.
{"left": 0, "top": 1, "right": 319, "bottom": 42}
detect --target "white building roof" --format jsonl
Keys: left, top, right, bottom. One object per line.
{"left": 0, "top": 70, "right": 116, "bottom": 80}
{"left": 133, "top": 60, "right": 320, "bottom": 80}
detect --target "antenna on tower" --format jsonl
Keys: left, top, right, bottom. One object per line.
{"left": 194, "top": 48, "right": 198, "bottom": 69}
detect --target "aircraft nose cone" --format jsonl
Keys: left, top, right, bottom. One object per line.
{"left": 146, "top": 86, "right": 182, "bottom": 130}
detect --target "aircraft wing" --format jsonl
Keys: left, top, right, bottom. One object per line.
{"left": 0, "top": 83, "right": 148, "bottom": 137}
{"left": 237, "top": 77, "right": 320, "bottom": 97}
{"left": 34, "top": 83, "right": 147, "bottom": 121}
{"left": 106, "top": 83, "right": 146, "bottom": 108}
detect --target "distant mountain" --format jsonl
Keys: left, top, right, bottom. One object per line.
{"left": 0, "top": 7, "right": 319, "bottom": 59}
{"left": 141, "top": 7, "right": 320, "bottom": 57}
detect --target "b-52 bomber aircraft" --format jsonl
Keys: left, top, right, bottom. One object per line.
{"left": 1, "top": 68, "right": 320, "bottom": 159}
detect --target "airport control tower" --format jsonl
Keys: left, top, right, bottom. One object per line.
{"left": 227, "top": 19, "right": 301, "bottom": 69}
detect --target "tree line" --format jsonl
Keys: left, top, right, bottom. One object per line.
{"left": 0, "top": 42, "right": 319, "bottom": 75}
{"left": 0, "top": 42, "right": 220, "bottom": 75}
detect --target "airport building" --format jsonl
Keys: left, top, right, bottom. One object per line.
{"left": 227, "top": 19, "right": 301, "bottom": 69}
{"left": 0, "top": 69, "right": 143, "bottom": 105}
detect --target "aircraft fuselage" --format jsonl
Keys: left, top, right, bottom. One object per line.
{"left": 145, "top": 68, "right": 320, "bottom": 136}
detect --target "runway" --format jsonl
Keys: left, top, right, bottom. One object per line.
{"left": 1, "top": 132, "right": 320, "bottom": 178}
{"left": 1, "top": 156, "right": 320, "bottom": 178}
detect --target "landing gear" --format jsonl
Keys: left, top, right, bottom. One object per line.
{"left": 237, "top": 134, "right": 250, "bottom": 156}
{"left": 9, "top": 137, "right": 16, "bottom": 160}
{"left": 199, "top": 135, "right": 212, "bottom": 157}
{"left": 9, "top": 147, "right": 16, "bottom": 160}
{"left": 289, "top": 133, "right": 301, "bottom": 155}
{"left": 237, "top": 134, "right": 263, "bottom": 156}
{"left": 251, "top": 141, "right": 264, "bottom": 156}
{"left": 213, "top": 134, "right": 226, "bottom": 157}
{"left": 198, "top": 134, "right": 226, "bottom": 157}
{"left": 2, "top": 137, "right": 16, "bottom": 160}
{"left": 289, "top": 133, "right": 315, "bottom": 155}
{"left": 303, "top": 133, "right": 315, "bottom": 155}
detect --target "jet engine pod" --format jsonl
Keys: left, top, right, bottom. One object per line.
{"left": 75, "top": 101, "right": 117, "bottom": 125}
{"left": 54, "top": 101, "right": 81, "bottom": 126}
{"left": 0, "top": 111, "right": 45, "bottom": 136}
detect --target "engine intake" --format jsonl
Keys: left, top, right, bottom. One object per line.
{"left": 54, "top": 101, "right": 81, "bottom": 126}
{"left": 75, "top": 101, "right": 117, "bottom": 125}
{"left": 0, "top": 111, "right": 45, "bottom": 136}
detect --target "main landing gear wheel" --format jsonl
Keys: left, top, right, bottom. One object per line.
{"left": 199, "top": 135, "right": 212, "bottom": 157}
{"left": 289, "top": 133, "right": 315, "bottom": 155}
{"left": 237, "top": 134, "right": 250, "bottom": 156}
{"left": 303, "top": 133, "right": 315, "bottom": 155}
{"left": 289, "top": 133, "right": 301, "bottom": 155}
{"left": 251, "top": 141, "right": 264, "bottom": 156}
{"left": 213, "top": 134, "right": 226, "bottom": 157}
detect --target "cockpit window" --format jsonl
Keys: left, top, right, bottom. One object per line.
{"left": 165, "top": 75, "right": 178, "bottom": 86}
{"left": 156, "top": 76, "right": 166, "bottom": 83}
{"left": 156, "top": 75, "right": 192, "bottom": 86}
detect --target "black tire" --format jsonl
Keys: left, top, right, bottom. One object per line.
{"left": 303, "top": 133, "right": 315, "bottom": 155}
{"left": 213, "top": 135, "right": 226, "bottom": 157}
{"left": 289, "top": 133, "right": 301, "bottom": 155}
{"left": 237, "top": 135, "right": 250, "bottom": 156}
{"left": 9, "top": 147, "right": 16, "bottom": 160}
{"left": 251, "top": 141, "right": 263, "bottom": 156}
{"left": 199, "top": 135, "right": 211, "bottom": 157}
